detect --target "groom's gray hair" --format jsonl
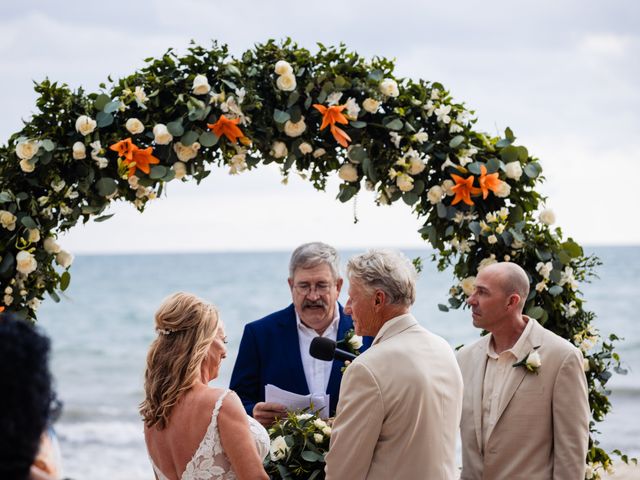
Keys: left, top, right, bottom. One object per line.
{"left": 289, "top": 242, "right": 341, "bottom": 280}
{"left": 347, "top": 249, "right": 417, "bottom": 306}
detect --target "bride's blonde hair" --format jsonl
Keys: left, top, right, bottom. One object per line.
{"left": 139, "top": 292, "right": 219, "bottom": 429}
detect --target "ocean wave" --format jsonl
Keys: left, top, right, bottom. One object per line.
{"left": 56, "top": 420, "right": 143, "bottom": 448}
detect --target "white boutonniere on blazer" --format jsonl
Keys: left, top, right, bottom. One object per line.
{"left": 513, "top": 345, "right": 542, "bottom": 374}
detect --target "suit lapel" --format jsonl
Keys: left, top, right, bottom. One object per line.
{"left": 472, "top": 338, "right": 490, "bottom": 452}
{"left": 278, "top": 305, "right": 310, "bottom": 395}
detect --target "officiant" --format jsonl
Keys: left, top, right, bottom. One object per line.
{"left": 230, "top": 242, "right": 371, "bottom": 427}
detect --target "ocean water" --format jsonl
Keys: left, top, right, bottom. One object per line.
{"left": 36, "top": 247, "right": 640, "bottom": 479}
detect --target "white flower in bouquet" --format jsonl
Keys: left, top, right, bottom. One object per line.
{"left": 153, "top": 124, "right": 174, "bottom": 145}
{"left": 326, "top": 91, "right": 343, "bottom": 106}
{"left": 269, "top": 435, "right": 289, "bottom": 461}
{"left": 434, "top": 105, "right": 452, "bottom": 124}
{"left": 430, "top": 88, "right": 441, "bottom": 100}
{"left": 19, "top": 159, "right": 35, "bottom": 173}
{"left": 441, "top": 179, "right": 455, "bottom": 196}
{"left": 28, "top": 229, "right": 40, "bottom": 243}
{"left": 505, "top": 161, "right": 523, "bottom": 180}
{"left": 322, "top": 426, "right": 332, "bottom": 436}
{"left": 535, "top": 281, "right": 548, "bottom": 292}
{"left": 128, "top": 175, "right": 140, "bottom": 189}
{"left": 495, "top": 224, "right": 506, "bottom": 234}
{"left": 478, "top": 254, "right": 497, "bottom": 271}
{"left": 488, "top": 234, "right": 498, "bottom": 245}
{"left": 313, "top": 433, "right": 324, "bottom": 443}
{"left": 313, "top": 418, "right": 327, "bottom": 429}
{"left": 75, "top": 115, "right": 97, "bottom": 136}
{"left": 274, "top": 60, "right": 293, "bottom": 75}
{"left": 134, "top": 86, "right": 148, "bottom": 104}
{"left": 396, "top": 173, "right": 414, "bottom": 192}
{"left": 28, "top": 297, "right": 41, "bottom": 311}
{"left": 412, "top": 129, "right": 429, "bottom": 144}
{"left": 16, "top": 251, "right": 37, "bottom": 275}
{"left": 345, "top": 97, "right": 360, "bottom": 120}
{"left": 298, "top": 142, "right": 313, "bottom": 155}
{"left": 173, "top": 142, "right": 200, "bottom": 162}
{"left": 338, "top": 163, "right": 359, "bottom": 183}
{"left": 16, "top": 139, "right": 40, "bottom": 160}
{"left": 276, "top": 73, "right": 297, "bottom": 92}
{"left": 536, "top": 261, "right": 553, "bottom": 280}
{"left": 173, "top": 162, "right": 187, "bottom": 180}
{"left": 312, "top": 148, "right": 326, "bottom": 158}
{"left": 0, "top": 211, "right": 17, "bottom": 231}
{"left": 4, "top": 294, "right": 13, "bottom": 305}
{"left": 583, "top": 358, "right": 590, "bottom": 372}
{"left": 362, "top": 97, "right": 380, "bottom": 113}
{"left": 526, "top": 351, "right": 542, "bottom": 369}
{"left": 125, "top": 118, "right": 145, "bottom": 135}
{"left": 56, "top": 250, "right": 74, "bottom": 268}
{"left": 389, "top": 132, "right": 402, "bottom": 148}
{"left": 72, "top": 141, "right": 87, "bottom": 160}
{"left": 539, "top": 208, "right": 556, "bottom": 225}
{"left": 408, "top": 156, "right": 426, "bottom": 175}
{"left": 494, "top": 181, "right": 511, "bottom": 198}
{"left": 427, "top": 185, "right": 444, "bottom": 205}
{"left": 284, "top": 117, "right": 307, "bottom": 137}
{"left": 296, "top": 413, "right": 313, "bottom": 421}
{"left": 379, "top": 78, "right": 399, "bottom": 97}
{"left": 192, "top": 74, "right": 211, "bottom": 95}
{"left": 271, "top": 141, "right": 288, "bottom": 159}
{"left": 449, "top": 123, "right": 463, "bottom": 133}
{"left": 44, "top": 237, "right": 61, "bottom": 254}
{"left": 460, "top": 276, "right": 476, "bottom": 296}
{"left": 348, "top": 334, "right": 363, "bottom": 350}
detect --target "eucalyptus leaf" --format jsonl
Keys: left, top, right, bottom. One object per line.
{"left": 438, "top": 304, "right": 450, "bottom": 312}
{"left": 350, "top": 121, "right": 367, "bottom": 129}
{"left": 402, "top": 192, "right": 419, "bottom": 205}
{"left": 20, "top": 216, "right": 38, "bottom": 229}
{"left": 41, "top": 139, "right": 56, "bottom": 152}
{"left": 449, "top": 135, "right": 464, "bottom": 149}
{"left": 524, "top": 163, "right": 541, "bottom": 179}
{"left": 49, "top": 291, "right": 61, "bottom": 303}
{"left": 95, "top": 178, "right": 118, "bottom": 197}
{"left": 96, "top": 111, "right": 114, "bottom": 128}
{"left": 337, "top": 185, "right": 357, "bottom": 203}
{"left": 0, "top": 192, "right": 12, "bottom": 203}
{"left": 467, "top": 162, "right": 481, "bottom": 175}
{"left": 385, "top": 118, "right": 404, "bottom": 131}
{"left": 150, "top": 165, "right": 168, "bottom": 179}
{"left": 0, "top": 253, "right": 15, "bottom": 276}
{"left": 437, "top": 202, "right": 447, "bottom": 218}
{"left": 103, "top": 100, "right": 121, "bottom": 114}
{"left": 199, "top": 131, "right": 218, "bottom": 147}
{"left": 60, "top": 271, "right": 71, "bottom": 291}
{"left": 526, "top": 306, "right": 545, "bottom": 319}
{"left": 93, "top": 94, "right": 111, "bottom": 111}
{"left": 548, "top": 285, "right": 563, "bottom": 296}
{"left": 287, "top": 91, "right": 300, "bottom": 108}
{"left": 94, "top": 213, "right": 115, "bottom": 223}
{"left": 180, "top": 131, "right": 199, "bottom": 146}
{"left": 167, "top": 120, "right": 184, "bottom": 137}
{"left": 273, "top": 109, "right": 291, "bottom": 124}
{"left": 500, "top": 146, "right": 519, "bottom": 164}
{"left": 347, "top": 145, "right": 367, "bottom": 163}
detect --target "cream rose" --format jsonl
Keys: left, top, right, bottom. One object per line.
{"left": 298, "top": 142, "right": 313, "bottom": 155}
{"left": 362, "top": 98, "right": 380, "bottom": 113}
{"left": 505, "top": 161, "right": 523, "bottom": 180}
{"left": 20, "top": 159, "right": 35, "bottom": 173}
{"left": 494, "top": 181, "right": 511, "bottom": 198}
{"left": 338, "top": 163, "right": 359, "bottom": 183}
{"left": 348, "top": 334, "right": 363, "bottom": 350}
{"left": 15, "top": 139, "right": 40, "bottom": 160}
{"left": 75, "top": 115, "right": 97, "bottom": 136}
{"left": 408, "top": 156, "right": 426, "bottom": 175}
{"left": 284, "top": 117, "right": 306, "bottom": 137}
{"left": 478, "top": 255, "right": 497, "bottom": 271}
{"left": 322, "top": 426, "right": 332, "bottom": 436}
{"left": 43, "top": 237, "right": 61, "bottom": 254}
{"left": 379, "top": 78, "right": 399, "bottom": 97}
{"left": 72, "top": 141, "right": 87, "bottom": 160}
{"left": 192, "top": 74, "right": 211, "bottom": 95}
{"left": 271, "top": 141, "right": 288, "bottom": 159}
{"left": 312, "top": 148, "right": 326, "bottom": 158}
{"left": 274, "top": 60, "right": 293, "bottom": 75}
{"left": 427, "top": 185, "right": 444, "bottom": 205}
{"left": 526, "top": 351, "right": 542, "bottom": 369}
{"left": 345, "top": 97, "right": 360, "bottom": 119}
{"left": 396, "top": 173, "right": 414, "bottom": 192}
{"left": 276, "top": 73, "right": 297, "bottom": 92}
{"left": 441, "top": 179, "right": 455, "bottom": 196}
{"left": 269, "top": 436, "right": 289, "bottom": 461}
{"left": 56, "top": 250, "right": 74, "bottom": 268}
{"left": 173, "top": 142, "right": 200, "bottom": 162}
{"left": 539, "top": 208, "right": 556, "bottom": 225}
{"left": 153, "top": 124, "right": 174, "bottom": 145}
{"left": 28, "top": 229, "right": 40, "bottom": 243}
{"left": 488, "top": 234, "right": 498, "bottom": 245}
{"left": 125, "top": 118, "right": 144, "bottom": 135}
{"left": 314, "top": 433, "right": 324, "bottom": 443}
{"left": 173, "top": 161, "right": 187, "bottom": 179}
{"left": 460, "top": 276, "right": 476, "bottom": 296}
{"left": 0, "top": 211, "right": 17, "bottom": 231}
{"left": 16, "top": 251, "right": 37, "bottom": 275}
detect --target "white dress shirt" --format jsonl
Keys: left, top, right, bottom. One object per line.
{"left": 295, "top": 302, "right": 340, "bottom": 396}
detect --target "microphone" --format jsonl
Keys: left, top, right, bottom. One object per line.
{"left": 310, "top": 337, "right": 356, "bottom": 363}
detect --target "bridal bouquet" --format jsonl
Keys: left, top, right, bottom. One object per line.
{"left": 264, "top": 409, "right": 332, "bottom": 479}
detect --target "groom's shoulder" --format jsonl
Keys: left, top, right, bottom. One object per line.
{"left": 456, "top": 335, "right": 487, "bottom": 361}
{"left": 246, "top": 304, "right": 295, "bottom": 331}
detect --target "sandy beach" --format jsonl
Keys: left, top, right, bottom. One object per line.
{"left": 604, "top": 462, "right": 640, "bottom": 479}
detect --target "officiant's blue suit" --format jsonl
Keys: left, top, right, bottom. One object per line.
{"left": 230, "top": 303, "right": 370, "bottom": 417}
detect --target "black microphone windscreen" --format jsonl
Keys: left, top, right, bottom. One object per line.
{"left": 309, "top": 336, "right": 336, "bottom": 361}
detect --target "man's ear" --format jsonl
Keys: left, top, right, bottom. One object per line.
{"left": 374, "top": 290, "right": 385, "bottom": 308}
{"left": 335, "top": 277, "right": 344, "bottom": 294}
{"left": 507, "top": 293, "right": 520, "bottom": 309}
{"left": 287, "top": 278, "right": 294, "bottom": 290}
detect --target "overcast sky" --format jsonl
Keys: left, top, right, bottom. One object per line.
{"left": 2, "top": 0, "right": 638, "bottom": 253}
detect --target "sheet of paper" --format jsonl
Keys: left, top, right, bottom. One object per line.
{"left": 265, "top": 384, "right": 330, "bottom": 418}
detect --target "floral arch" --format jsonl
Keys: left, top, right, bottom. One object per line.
{"left": 0, "top": 39, "right": 628, "bottom": 473}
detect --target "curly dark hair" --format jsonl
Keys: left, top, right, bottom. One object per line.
{"left": 0, "top": 314, "right": 60, "bottom": 480}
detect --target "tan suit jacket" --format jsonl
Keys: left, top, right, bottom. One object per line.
{"left": 457, "top": 318, "right": 589, "bottom": 480}
{"left": 325, "top": 314, "right": 463, "bottom": 480}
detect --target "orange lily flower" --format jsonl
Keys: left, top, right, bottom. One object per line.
{"left": 207, "top": 115, "right": 245, "bottom": 144}
{"left": 451, "top": 174, "right": 481, "bottom": 206}
{"left": 0, "top": 306, "right": 5, "bottom": 313}
{"left": 478, "top": 165, "right": 501, "bottom": 199}
{"left": 313, "top": 104, "right": 351, "bottom": 148}
{"left": 109, "top": 138, "right": 135, "bottom": 162}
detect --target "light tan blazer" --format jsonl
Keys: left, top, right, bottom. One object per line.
{"left": 457, "top": 318, "right": 589, "bottom": 480}
{"left": 325, "top": 314, "right": 463, "bottom": 480}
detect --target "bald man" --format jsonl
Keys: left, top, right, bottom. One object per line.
{"left": 457, "top": 262, "right": 590, "bottom": 480}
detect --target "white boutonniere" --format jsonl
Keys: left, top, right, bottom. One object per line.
{"left": 513, "top": 346, "right": 542, "bottom": 374}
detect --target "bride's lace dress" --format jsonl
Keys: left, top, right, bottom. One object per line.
{"left": 150, "top": 389, "right": 270, "bottom": 480}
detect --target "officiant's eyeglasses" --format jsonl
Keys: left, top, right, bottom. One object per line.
{"left": 293, "top": 283, "right": 333, "bottom": 295}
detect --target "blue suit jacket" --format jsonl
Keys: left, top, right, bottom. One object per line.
{"left": 229, "top": 303, "right": 370, "bottom": 417}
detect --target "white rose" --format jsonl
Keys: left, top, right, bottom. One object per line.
{"left": 284, "top": 117, "right": 307, "bottom": 137}
{"left": 379, "top": 78, "right": 399, "bottom": 97}
{"left": 494, "top": 181, "right": 511, "bottom": 198}
{"left": 505, "top": 161, "right": 523, "bottom": 180}
{"left": 276, "top": 73, "right": 297, "bottom": 92}
{"left": 460, "top": 276, "right": 476, "bottom": 296}
{"left": 19, "top": 159, "right": 35, "bottom": 173}
{"left": 15, "top": 139, "right": 40, "bottom": 160}
{"left": 322, "top": 426, "right": 332, "bottom": 436}
{"left": 72, "top": 141, "right": 87, "bottom": 160}
{"left": 153, "top": 124, "right": 174, "bottom": 145}
{"left": 312, "top": 148, "right": 326, "bottom": 158}
{"left": 192, "top": 74, "right": 211, "bottom": 95}
{"left": 271, "top": 141, "right": 288, "bottom": 159}
{"left": 299, "top": 142, "right": 313, "bottom": 155}
{"left": 28, "top": 229, "right": 40, "bottom": 243}
{"left": 0, "top": 211, "right": 17, "bottom": 231}
{"left": 173, "top": 161, "right": 187, "bottom": 179}
{"left": 125, "top": 118, "right": 145, "bottom": 135}
{"left": 43, "top": 237, "right": 61, "bottom": 254}
{"left": 488, "top": 235, "right": 498, "bottom": 244}
{"left": 75, "top": 115, "right": 97, "bottom": 136}
{"left": 269, "top": 436, "right": 289, "bottom": 461}
{"left": 345, "top": 97, "right": 360, "bottom": 119}
{"left": 427, "top": 185, "right": 444, "bottom": 205}
{"left": 313, "top": 433, "right": 324, "bottom": 443}
{"left": 173, "top": 142, "right": 200, "bottom": 162}
{"left": 526, "top": 351, "right": 542, "bottom": 369}
{"left": 362, "top": 98, "right": 380, "bottom": 113}
{"left": 56, "top": 250, "right": 74, "bottom": 268}
{"left": 338, "top": 163, "right": 359, "bottom": 183}
{"left": 539, "top": 208, "right": 556, "bottom": 225}
{"left": 274, "top": 60, "right": 293, "bottom": 75}
{"left": 442, "top": 179, "right": 455, "bottom": 196}
{"left": 16, "top": 251, "right": 37, "bottom": 275}
{"left": 396, "top": 173, "right": 414, "bottom": 192}
{"left": 313, "top": 418, "right": 327, "bottom": 429}
{"left": 348, "top": 334, "right": 363, "bottom": 350}
{"left": 408, "top": 156, "right": 426, "bottom": 175}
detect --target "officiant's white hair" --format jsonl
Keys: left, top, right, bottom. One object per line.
{"left": 289, "top": 242, "right": 341, "bottom": 280}
{"left": 347, "top": 249, "right": 417, "bottom": 306}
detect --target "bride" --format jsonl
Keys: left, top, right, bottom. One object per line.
{"left": 140, "top": 292, "right": 269, "bottom": 480}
